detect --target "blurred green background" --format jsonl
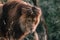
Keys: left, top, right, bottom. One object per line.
{"left": 39, "top": 0, "right": 60, "bottom": 40}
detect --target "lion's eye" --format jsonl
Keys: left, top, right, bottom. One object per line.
{"left": 27, "top": 19, "right": 31, "bottom": 22}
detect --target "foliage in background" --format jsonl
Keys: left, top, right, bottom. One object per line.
{"left": 39, "top": 0, "right": 60, "bottom": 40}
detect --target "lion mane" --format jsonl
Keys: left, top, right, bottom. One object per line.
{"left": 0, "top": 1, "right": 41, "bottom": 40}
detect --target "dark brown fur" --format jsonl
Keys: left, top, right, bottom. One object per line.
{"left": 0, "top": 1, "right": 41, "bottom": 40}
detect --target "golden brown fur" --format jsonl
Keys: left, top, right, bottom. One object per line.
{"left": 0, "top": 1, "right": 41, "bottom": 40}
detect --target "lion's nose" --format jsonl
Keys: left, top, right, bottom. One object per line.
{"left": 29, "top": 25, "right": 33, "bottom": 32}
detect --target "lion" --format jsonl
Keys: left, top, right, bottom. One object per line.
{"left": 0, "top": 1, "right": 42, "bottom": 40}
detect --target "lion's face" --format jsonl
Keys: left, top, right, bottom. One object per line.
{"left": 19, "top": 7, "right": 40, "bottom": 33}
